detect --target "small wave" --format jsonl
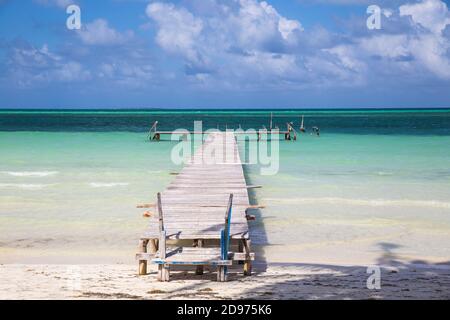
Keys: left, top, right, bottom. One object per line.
{"left": 147, "top": 170, "right": 164, "bottom": 174}
{"left": 0, "top": 183, "right": 55, "bottom": 190}
{"left": 265, "top": 197, "right": 450, "bottom": 209}
{"left": 89, "top": 182, "right": 130, "bottom": 188}
{"left": 376, "top": 171, "right": 394, "bottom": 176}
{"left": 1, "top": 171, "right": 59, "bottom": 177}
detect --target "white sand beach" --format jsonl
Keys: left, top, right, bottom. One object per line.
{"left": 1, "top": 262, "right": 450, "bottom": 300}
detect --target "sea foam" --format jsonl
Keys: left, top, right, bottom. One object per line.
{"left": 89, "top": 182, "right": 130, "bottom": 188}
{"left": 266, "top": 197, "right": 450, "bottom": 209}
{"left": 0, "top": 183, "right": 55, "bottom": 190}
{"left": 1, "top": 171, "right": 59, "bottom": 177}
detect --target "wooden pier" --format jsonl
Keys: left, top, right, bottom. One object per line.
{"left": 136, "top": 131, "right": 255, "bottom": 282}
{"left": 148, "top": 121, "right": 299, "bottom": 141}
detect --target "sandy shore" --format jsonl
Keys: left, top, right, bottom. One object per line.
{"left": 1, "top": 262, "right": 449, "bottom": 300}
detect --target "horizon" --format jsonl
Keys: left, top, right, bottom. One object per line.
{"left": 1, "top": 107, "right": 450, "bottom": 112}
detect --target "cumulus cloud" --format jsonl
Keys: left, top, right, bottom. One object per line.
{"left": 34, "top": 0, "right": 74, "bottom": 9}
{"left": 5, "top": 42, "right": 91, "bottom": 87}
{"left": 146, "top": 2, "right": 204, "bottom": 66}
{"left": 148, "top": 0, "right": 450, "bottom": 87}
{"left": 4, "top": 0, "right": 450, "bottom": 97}
{"left": 145, "top": 0, "right": 309, "bottom": 88}
{"left": 400, "top": 0, "right": 450, "bottom": 34}
{"left": 98, "top": 61, "right": 154, "bottom": 87}
{"left": 77, "top": 19, "right": 134, "bottom": 46}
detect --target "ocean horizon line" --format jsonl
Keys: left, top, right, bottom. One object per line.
{"left": 1, "top": 107, "right": 450, "bottom": 114}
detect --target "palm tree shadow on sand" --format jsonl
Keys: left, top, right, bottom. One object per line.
{"left": 233, "top": 242, "right": 450, "bottom": 300}
{"left": 151, "top": 241, "right": 450, "bottom": 299}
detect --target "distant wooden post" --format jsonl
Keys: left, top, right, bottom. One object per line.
{"left": 148, "top": 121, "right": 158, "bottom": 141}
{"left": 269, "top": 112, "right": 274, "bottom": 131}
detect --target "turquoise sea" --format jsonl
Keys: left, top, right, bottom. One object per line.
{"left": 1, "top": 110, "right": 450, "bottom": 266}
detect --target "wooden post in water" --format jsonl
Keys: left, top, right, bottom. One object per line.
{"left": 148, "top": 121, "right": 158, "bottom": 141}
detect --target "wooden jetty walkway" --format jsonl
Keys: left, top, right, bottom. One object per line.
{"left": 136, "top": 131, "right": 255, "bottom": 282}
{"left": 148, "top": 121, "right": 300, "bottom": 141}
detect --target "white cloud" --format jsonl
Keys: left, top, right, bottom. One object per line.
{"left": 9, "top": 0, "right": 450, "bottom": 93}
{"left": 358, "top": 35, "right": 410, "bottom": 59}
{"left": 77, "top": 19, "right": 134, "bottom": 46}
{"left": 34, "top": 0, "right": 74, "bottom": 9}
{"left": 146, "top": 2, "right": 203, "bottom": 62}
{"left": 146, "top": 0, "right": 306, "bottom": 88}
{"left": 323, "top": 0, "right": 450, "bottom": 81}
{"left": 232, "top": 0, "right": 303, "bottom": 48}
{"left": 98, "top": 62, "right": 153, "bottom": 87}
{"left": 408, "top": 34, "right": 450, "bottom": 78}
{"left": 394, "top": 0, "right": 450, "bottom": 79}
{"left": 7, "top": 43, "right": 91, "bottom": 86}
{"left": 53, "top": 61, "right": 91, "bottom": 82}
{"left": 400, "top": 0, "right": 450, "bottom": 34}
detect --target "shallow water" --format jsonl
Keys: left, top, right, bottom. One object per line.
{"left": 1, "top": 110, "right": 450, "bottom": 266}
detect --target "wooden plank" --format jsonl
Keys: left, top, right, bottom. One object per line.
{"left": 142, "top": 233, "right": 249, "bottom": 240}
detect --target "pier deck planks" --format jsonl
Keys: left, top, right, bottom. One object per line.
{"left": 141, "top": 132, "right": 251, "bottom": 241}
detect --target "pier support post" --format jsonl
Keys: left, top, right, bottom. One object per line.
{"left": 217, "top": 266, "right": 227, "bottom": 282}
{"left": 138, "top": 239, "right": 149, "bottom": 275}
{"left": 157, "top": 264, "right": 170, "bottom": 282}
{"left": 243, "top": 240, "right": 252, "bottom": 276}
{"left": 238, "top": 240, "right": 244, "bottom": 265}
{"left": 194, "top": 240, "right": 204, "bottom": 275}
{"left": 149, "top": 239, "right": 158, "bottom": 254}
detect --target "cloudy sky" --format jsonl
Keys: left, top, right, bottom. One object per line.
{"left": 0, "top": 0, "right": 450, "bottom": 108}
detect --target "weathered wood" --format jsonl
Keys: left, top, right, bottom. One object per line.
{"left": 218, "top": 265, "right": 227, "bottom": 282}
{"left": 243, "top": 239, "right": 252, "bottom": 276}
{"left": 157, "top": 193, "right": 164, "bottom": 233}
{"left": 138, "top": 239, "right": 148, "bottom": 275}
{"left": 194, "top": 240, "right": 204, "bottom": 275}
{"left": 238, "top": 240, "right": 244, "bottom": 265}
{"left": 157, "top": 264, "right": 170, "bottom": 282}
{"left": 142, "top": 232, "right": 249, "bottom": 240}
{"left": 247, "top": 205, "right": 266, "bottom": 209}
{"left": 137, "top": 132, "right": 255, "bottom": 280}
{"left": 159, "top": 230, "right": 166, "bottom": 259}
{"left": 136, "top": 251, "right": 255, "bottom": 261}
{"left": 149, "top": 239, "right": 158, "bottom": 254}
{"left": 137, "top": 203, "right": 155, "bottom": 209}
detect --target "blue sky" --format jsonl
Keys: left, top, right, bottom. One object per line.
{"left": 1, "top": 0, "right": 450, "bottom": 108}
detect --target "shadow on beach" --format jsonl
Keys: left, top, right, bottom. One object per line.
{"left": 234, "top": 242, "right": 450, "bottom": 300}
{"left": 149, "top": 241, "right": 450, "bottom": 300}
